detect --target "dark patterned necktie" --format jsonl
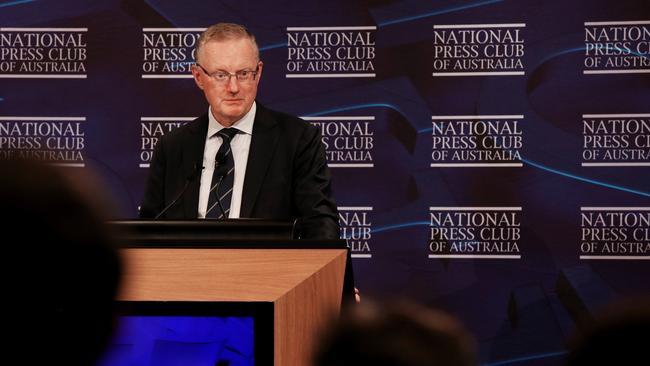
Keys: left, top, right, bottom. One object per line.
{"left": 206, "top": 127, "right": 239, "bottom": 218}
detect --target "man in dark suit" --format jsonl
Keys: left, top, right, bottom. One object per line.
{"left": 140, "top": 23, "right": 339, "bottom": 239}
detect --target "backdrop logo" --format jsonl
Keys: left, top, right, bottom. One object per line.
{"left": 0, "top": 116, "right": 85, "bottom": 167}
{"left": 141, "top": 28, "right": 203, "bottom": 79}
{"left": 580, "top": 207, "right": 650, "bottom": 260}
{"left": 432, "top": 23, "right": 525, "bottom": 76}
{"left": 339, "top": 206, "right": 373, "bottom": 258}
{"left": 303, "top": 116, "right": 374, "bottom": 167}
{"left": 584, "top": 20, "right": 650, "bottom": 74}
{"left": 430, "top": 115, "right": 523, "bottom": 167}
{"left": 428, "top": 207, "right": 522, "bottom": 259}
{"left": 582, "top": 113, "right": 650, "bottom": 167}
{"left": 286, "top": 26, "right": 376, "bottom": 78}
{"left": 139, "top": 117, "right": 193, "bottom": 167}
{"left": 0, "top": 27, "right": 87, "bottom": 79}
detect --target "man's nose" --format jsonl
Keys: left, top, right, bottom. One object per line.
{"left": 225, "top": 76, "right": 239, "bottom": 93}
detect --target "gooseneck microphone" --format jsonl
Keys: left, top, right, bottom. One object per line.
{"left": 154, "top": 162, "right": 202, "bottom": 220}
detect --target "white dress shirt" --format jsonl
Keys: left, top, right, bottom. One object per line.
{"left": 197, "top": 102, "right": 255, "bottom": 218}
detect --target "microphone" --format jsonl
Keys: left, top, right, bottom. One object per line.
{"left": 154, "top": 162, "right": 202, "bottom": 220}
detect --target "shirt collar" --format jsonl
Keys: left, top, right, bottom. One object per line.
{"left": 207, "top": 101, "right": 256, "bottom": 138}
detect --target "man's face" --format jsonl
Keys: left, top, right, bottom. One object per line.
{"left": 192, "top": 38, "right": 263, "bottom": 127}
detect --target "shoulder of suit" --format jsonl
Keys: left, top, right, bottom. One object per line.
{"left": 258, "top": 104, "right": 312, "bottom": 131}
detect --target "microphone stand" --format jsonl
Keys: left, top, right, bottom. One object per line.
{"left": 154, "top": 163, "right": 202, "bottom": 220}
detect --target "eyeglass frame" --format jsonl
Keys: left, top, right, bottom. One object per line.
{"left": 195, "top": 63, "right": 260, "bottom": 83}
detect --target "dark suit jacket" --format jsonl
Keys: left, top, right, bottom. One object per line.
{"left": 139, "top": 104, "right": 340, "bottom": 239}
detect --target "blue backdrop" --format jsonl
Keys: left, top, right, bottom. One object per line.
{"left": 2, "top": 1, "right": 649, "bottom": 365}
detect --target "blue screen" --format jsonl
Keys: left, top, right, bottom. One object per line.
{"left": 97, "top": 316, "right": 254, "bottom": 366}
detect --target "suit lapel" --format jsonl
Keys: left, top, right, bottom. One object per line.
{"left": 240, "top": 105, "right": 280, "bottom": 217}
{"left": 182, "top": 114, "right": 209, "bottom": 218}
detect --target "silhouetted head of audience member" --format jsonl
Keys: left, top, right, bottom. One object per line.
{"left": 566, "top": 296, "right": 650, "bottom": 366}
{"left": 0, "top": 158, "right": 122, "bottom": 365}
{"left": 313, "top": 299, "right": 476, "bottom": 366}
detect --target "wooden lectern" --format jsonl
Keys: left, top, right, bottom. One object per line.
{"left": 111, "top": 220, "right": 353, "bottom": 366}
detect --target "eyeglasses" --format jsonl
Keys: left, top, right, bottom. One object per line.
{"left": 195, "top": 63, "right": 259, "bottom": 83}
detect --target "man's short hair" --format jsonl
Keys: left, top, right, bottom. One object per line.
{"left": 1, "top": 158, "right": 122, "bottom": 365}
{"left": 566, "top": 297, "right": 650, "bottom": 366}
{"left": 314, "top": 300, "right": 476, "bottom": 366}
{"left": 195, "top": 23, "right": 259, "bottom": 62}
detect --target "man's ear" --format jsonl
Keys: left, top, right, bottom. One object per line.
{"left": 191, "top": 64, "right": 205, "bottom": 90}
{"left": 254, "top": 60, "right": 264, "bottom": 85}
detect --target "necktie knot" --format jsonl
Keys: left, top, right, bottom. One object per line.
{"left": 217, "top": 128, "right": 239, "bottom": 142}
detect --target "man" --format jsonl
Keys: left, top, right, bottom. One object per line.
{"left": 1, "top": 158, "right": 122, "bottom": 365}
{"left": 140, "top": 23, "right": 339, "bottom": 239}
{"left": 565, "top": 296, "right": 650, "bottom": 366}
{"left": 313, "top": 299, "right": 476, "bottom": 366}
